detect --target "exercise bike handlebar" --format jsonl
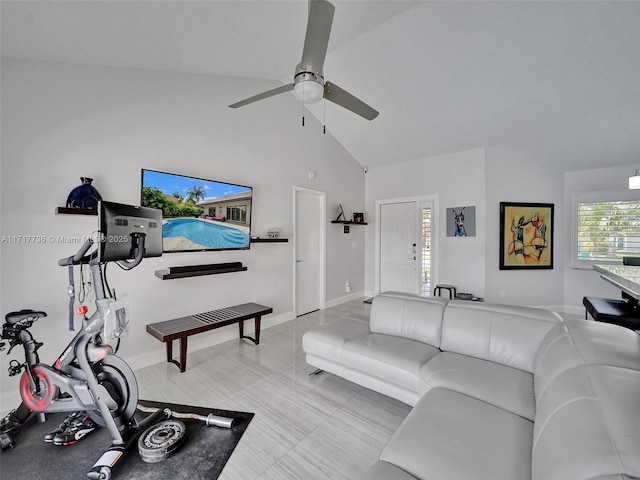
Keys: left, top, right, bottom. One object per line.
{"left": 57, "top": 233, "right": 147, "bottom": 268}
{"left": 57, "top": 238, "right": 96, "bottom": 266}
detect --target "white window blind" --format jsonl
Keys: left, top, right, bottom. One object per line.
{"left": 421, "top": 206, "right": 431, "bottom": 295}
{"left": 572, "top": 191, "right": 640, "bottom": 268}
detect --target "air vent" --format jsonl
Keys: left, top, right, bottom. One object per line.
{"left": 115, "top": 219, "right": 129, "bottom": 226}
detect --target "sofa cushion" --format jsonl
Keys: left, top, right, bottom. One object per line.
{"left": 380, "top": 387, "right": 533, "bottom": 480}
{"left": 420, "top": 351, "right": 536, "bottom": 420}
{"left": 441, "top": 301, "right": 561, "bottom": 373}
{"left": 533, "top": 365, "right": 640, "bottom": 480}
{"left": 343, "top": 333, "right": 440, "bottom": 395}
{"left": 370, "top": 294, "right": 447, "bottom": 347}
{"left": 534, "top": 319, "right": 640, "bottom": 404}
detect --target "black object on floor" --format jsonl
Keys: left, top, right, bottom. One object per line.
{"left": 0, "top": 400, "right": 254, "bottom": 480}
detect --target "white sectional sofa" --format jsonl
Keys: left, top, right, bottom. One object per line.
{"left": 302, "top": 292, "right": 640, "bottom": 480}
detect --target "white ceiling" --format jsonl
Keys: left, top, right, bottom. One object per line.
{"left": 2, "top": 0, "right": 640, "bottom": 172}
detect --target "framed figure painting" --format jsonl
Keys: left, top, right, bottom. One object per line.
{"left": 500, "top": 202, "right": 554, "bottom": 270}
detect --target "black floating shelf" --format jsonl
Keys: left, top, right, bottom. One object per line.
{"left": 331, "top": 220, "right": 368, "bottom": 225}
{"left": 56, "top": 207, "right": 98, "bottom": 215}
{"left": 155, "top": 262, "right": 247, "bottom": 280}
{"left": 250, "top": 238, "right": 288, "bottom": 243}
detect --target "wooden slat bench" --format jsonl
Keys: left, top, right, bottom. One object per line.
{"left": 146, "top": 302, "right": 273, "bottom": 372}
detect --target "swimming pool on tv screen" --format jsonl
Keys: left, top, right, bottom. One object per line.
{"left": 163, "top": 218, "right": 249, "bottom": 249}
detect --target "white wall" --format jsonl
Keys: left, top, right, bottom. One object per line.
{"left": 563, "top": 164, "right": 640, "bottom": 311}
{"left": 364, "top": 148, "right": 487, "bottom": 298}
{"left": 0, "top": 59, "right": 366, "bottom": 403}
{"left": 365, "top": 147, "right": 569, "bottom": 308}
{"left": 484, "top": 148, "right": 565, "bottom": 306}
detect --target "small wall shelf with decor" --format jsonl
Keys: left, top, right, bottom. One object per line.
{"left": 155, "top": 262, "right": 247, "bottom": 280}
{"left": 333, "top": 204, "right": 366, "bottom": 225}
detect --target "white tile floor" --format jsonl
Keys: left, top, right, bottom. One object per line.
{"left": 135, "top": 298, "right": 411, "bottom": 480}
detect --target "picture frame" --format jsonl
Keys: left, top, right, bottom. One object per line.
{"left": 446, "top": 206, "right": 476, "bottom": 237}
{"left": 353, "top": 212, "right": 364, "bottom": 223}
{"left": 499, "top": 202, "right": 554, "bottom": 270}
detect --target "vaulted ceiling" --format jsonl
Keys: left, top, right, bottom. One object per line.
{"left": 3, "top": 0, "right": 639, "bottom": 172}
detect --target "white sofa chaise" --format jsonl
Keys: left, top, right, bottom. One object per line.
{"left": 302, "top": 292, "right": 640, "bottom": 480}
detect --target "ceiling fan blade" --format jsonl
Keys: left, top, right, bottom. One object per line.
{"left": 323, "top": 82, "right": 379, "bottom": 121}
{"left": 229, "top": 84, "right": 294, "bottom": 108}
{"left": 300, "top": 0, "right": 335, "bottom": 73}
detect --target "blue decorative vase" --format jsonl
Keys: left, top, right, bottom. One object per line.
{"left": 66, "top": 177, "right": 103, "bottom": 209}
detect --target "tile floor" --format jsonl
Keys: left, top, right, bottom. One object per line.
{"left": 135, "top": 298, "right": 411, "bottom": 480}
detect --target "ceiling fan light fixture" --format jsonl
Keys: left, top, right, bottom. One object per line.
{"left": 629, "top": 169, "right": 640, "bottom": 189}
{"left": 294, "top": 80, "right": 324, "bottom": 104}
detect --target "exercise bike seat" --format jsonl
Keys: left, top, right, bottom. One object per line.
{"left": 5, "top": 309, "right": 47, "bottom": 325}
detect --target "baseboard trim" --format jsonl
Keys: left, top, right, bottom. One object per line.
{"left": 324, "top": 291, "right": 365, "bottom": 309}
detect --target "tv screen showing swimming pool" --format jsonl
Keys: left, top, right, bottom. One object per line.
{"left": 141, "top": 169, "right": 252, "bottom": 253}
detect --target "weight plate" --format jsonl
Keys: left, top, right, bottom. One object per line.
{"left": 138, "top": 420, "right": 187, "bottom": 463}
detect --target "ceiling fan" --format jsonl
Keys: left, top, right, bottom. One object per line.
{"left": 229, "top": 0, "right": 379, "bottom": 121}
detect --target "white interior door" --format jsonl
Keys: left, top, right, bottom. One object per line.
{"left": 294, "top": 187, "right": 326, "bottom": 316}
{"left": 377, "top": 197, "right": 437, "bottom": 296}
{"left": 380, "top": 201, "right": 419, "bottom": 293}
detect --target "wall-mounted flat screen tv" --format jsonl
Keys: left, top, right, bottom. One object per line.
{"left": 141, "top": 169, "right": 252, "bottom": 253}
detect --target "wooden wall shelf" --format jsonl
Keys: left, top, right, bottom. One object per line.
{"left": 250, "top": 238, "right": 288, "bottom": 243}
{"left": 155, "top": 262, "right": 247, "bottom": 280}
{"left": 56, "top": 207, "right": 98, "bottom": 215}
{"left": 331, "top": 220, "right": 368, "bottom": 225}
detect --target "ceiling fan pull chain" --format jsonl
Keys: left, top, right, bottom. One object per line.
{"left": 323, "top": 98, "right": 326, "bottom": 134}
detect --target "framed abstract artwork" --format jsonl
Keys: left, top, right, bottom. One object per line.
{"left": 499, "top": 202, "right": 554, "bottom": 270}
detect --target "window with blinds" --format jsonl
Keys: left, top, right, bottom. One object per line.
{"left": 573, "top": 193, "right": 640, "bottom": 267}
{"left": 421, "top": 207, "right": 431, "bottom": 295}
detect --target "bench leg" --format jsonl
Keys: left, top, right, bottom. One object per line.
{"left": 166, "top": 337, "right": 188, "bottom": 373}
{"left": 166, "top": 340, "right": 173, "bottom": 364}
{"left": 254, "top": 316, "right": 261, "bottom": 344}
{"left": 179, "top": 337, "right": 187, "bottom": 372}
{"left": 238, "top": 315, "right": 261, "bottom": 345}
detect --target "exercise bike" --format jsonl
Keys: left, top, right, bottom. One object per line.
{"left": 1, "top": 201, "right": 165, "bottom": 479}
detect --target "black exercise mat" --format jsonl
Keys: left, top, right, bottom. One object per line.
{"left": 0, "top": 400, "right": 254, "bottom": 480}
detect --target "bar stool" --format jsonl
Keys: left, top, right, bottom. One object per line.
{"left": 434, "top": 284, "right": 457, "bottom": 300}
{"left": 583, "top": 296, "right": 640, "bottom": 331}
